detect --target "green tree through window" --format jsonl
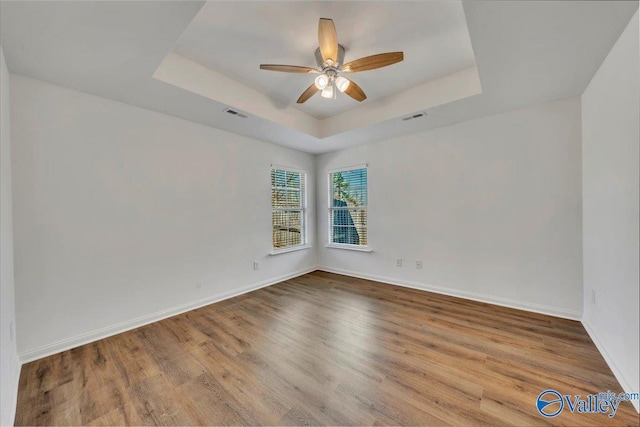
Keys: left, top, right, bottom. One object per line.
{"left": 329, "top": 167, "right": 367, "bottom": 246}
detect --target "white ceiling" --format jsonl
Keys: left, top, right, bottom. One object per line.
{"left": 1, "top": 1, "right": 638, "bottom": 154}
{"left": 172, "top": 1, "right": 476, "bottom": 119}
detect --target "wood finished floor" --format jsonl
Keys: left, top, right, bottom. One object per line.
{"left": 15, "top": 271, "right": 639, "bottom": 426}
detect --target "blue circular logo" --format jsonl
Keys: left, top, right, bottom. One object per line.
{"left": 536, "top": 390, "right": 564, "bottom": 417}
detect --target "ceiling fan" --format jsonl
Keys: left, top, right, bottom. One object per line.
{"left": 260, "top": 18, "right": 404, "bottom": 104}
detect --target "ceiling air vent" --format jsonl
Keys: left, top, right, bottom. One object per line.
{"left": 402, "top": 112, "right": 427, "bottom": 121}
{"left": 223, "top": 108, "right": 248, "bottom": 119}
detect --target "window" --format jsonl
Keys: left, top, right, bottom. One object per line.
{"left": 271, "top": 167, "right": 307, "bottom": 251}
{"left": 328, "top": 166, "right": 368, "bottom": 249}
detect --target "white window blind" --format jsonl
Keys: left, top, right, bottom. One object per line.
{"left": 271, "top": 167, "right": 306, "bottom": 250}
{"left": 329, "top": 166, "right": 368, "bottom": 247}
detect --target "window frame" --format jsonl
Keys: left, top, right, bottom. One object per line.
{"left": 270, "top": 165, "right": 310, "bottom": 255}
{"left": 327, "top": 164, "right": 371, "bottom": 252}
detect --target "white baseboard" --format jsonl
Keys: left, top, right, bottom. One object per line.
{"left": 19, "top": 267, "right": 316, "bottom": 363}
{"left": 318, "top": 266, "right": 582, "bottom": 320}
{"left": 1, "top": 354, "right": 22, "bottom": 427}
{"left": 582, "top": 319, "right": 640, "bottom": 413}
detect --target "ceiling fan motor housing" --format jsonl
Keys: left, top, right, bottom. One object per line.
{"left": 315, "top": 44, "right": 346, "bottom": 69}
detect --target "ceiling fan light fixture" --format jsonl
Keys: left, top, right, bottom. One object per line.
{"left": 335, "top": 76, "right": 350, "bottom": 92}
{"left": 314, "top": 74, "right": 329, "bottom": 90}
{"left": 259, "top": 18, "right": 403, "bottom": 104}
{"left": 321, "top": 83, "right": 334, "bottom": 99}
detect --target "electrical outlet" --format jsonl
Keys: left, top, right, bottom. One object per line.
{"left": 592, "top": 289, "right": 596, "bottom": 304}
{"left": 396, "top": 258, "right": 403, "bottom": 267}
{"left": 416, "top": 260, "right": 423, "bottom": 269}
{"left": 253, "top": 261, "right": 259, "bottom": 271}
{"left": 9, "top": 321, "right": 14, "bottom": 342}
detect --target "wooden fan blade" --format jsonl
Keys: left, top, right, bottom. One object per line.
{"left": 344, "top": 79, "right": 366, "bottom": 102}
{"left": 260, "top": 64, "right": 318, "bottom": 73}
{"left": 343, "top": 52, "right": 404, "bottom": 73}
{"left": 297, "top": 84, "right": 319, "bottom": 104}
{"left": 318, "top": 18, "right": 338, "bottom": 65}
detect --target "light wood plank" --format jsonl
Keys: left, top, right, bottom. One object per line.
{"left": 15, "top": 271, "right": 639, "bottom": 426}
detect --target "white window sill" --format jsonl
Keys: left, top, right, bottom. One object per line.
{"left": 269, "top": 244, "right": 312, "bottom": 255}
{"left": 325, "top": 244, "right": 373, "bottom": 253}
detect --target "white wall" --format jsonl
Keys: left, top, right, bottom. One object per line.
{"left": 317, "top": 97, "right": 583, "bottom": 319}
{"left": 581, "top": 10, "right": 639, "bottom": 408}
{"left": 11, "top": 75, "right": 316, "bottom": 360}
{"left": 1, "top": 47, "right": 20, "bottom": 427}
